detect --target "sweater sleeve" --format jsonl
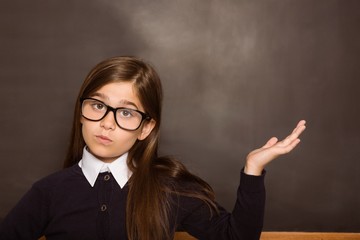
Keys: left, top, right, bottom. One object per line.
{"left": 177, "top": 170, "right": 266, "bottom": 240}
{"left": 0, "top": 182, "right": 50, "bottom": 240}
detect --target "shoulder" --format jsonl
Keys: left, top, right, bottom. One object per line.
{"left": 7, "top": 165, "right": 84, "bottom": 209}
{"left": 32, "top": 164, "right": 84, "bottom": 192}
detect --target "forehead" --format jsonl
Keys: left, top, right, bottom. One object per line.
{"left": 91, "top": 82, "right": 143, "bottom": 110}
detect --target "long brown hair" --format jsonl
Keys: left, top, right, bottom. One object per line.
{"left": 64, "top": 56, "right": 216, "bottom": 239}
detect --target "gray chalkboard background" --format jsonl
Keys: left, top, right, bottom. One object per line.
{"left": 1, "top": 0, "right": 359, "bottom": 232}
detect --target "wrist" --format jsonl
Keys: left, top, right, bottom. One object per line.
{"left": 244, "top": 162, "right": 263, "bottom": 176}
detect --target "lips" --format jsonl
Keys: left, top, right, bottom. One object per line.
{"left": 96, "top": 135, "right": 113, "bottom": 145}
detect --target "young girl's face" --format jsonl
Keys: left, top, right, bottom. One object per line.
{"left": 81, "top": 81, "right": 155, "bottom": 162}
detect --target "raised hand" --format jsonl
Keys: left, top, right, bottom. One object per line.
{"left": 244, "top": 120, "right": 306, "bottom": 176}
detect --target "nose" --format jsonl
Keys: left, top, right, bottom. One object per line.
{"left": 100, "top": 110, "right": 117, "bottom": 130}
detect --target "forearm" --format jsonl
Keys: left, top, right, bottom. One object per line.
{"left": 179, "top": 170, "right": 266, "bottom": 240}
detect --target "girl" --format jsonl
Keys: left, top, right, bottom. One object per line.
{"left": 0, "top": 56, "right": 306, "bottom": 240}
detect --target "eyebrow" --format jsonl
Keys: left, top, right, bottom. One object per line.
{"left": 90, "top": 92, "right": 140, "bottom": 109}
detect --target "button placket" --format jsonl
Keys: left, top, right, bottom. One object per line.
{"left": 96, "top": 173, "right": 113, "bottom": 240}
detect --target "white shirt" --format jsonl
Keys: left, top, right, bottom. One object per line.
{"left": 78, "top": 147, "right": 132, "bottom": 188}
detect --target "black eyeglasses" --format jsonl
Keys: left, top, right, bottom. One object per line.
{"left": 80, "top": 98, "right": 151, "bottom": 131}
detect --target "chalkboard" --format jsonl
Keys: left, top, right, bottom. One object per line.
{"left": 1, "top": 0, "right": 359, "bottom": 232}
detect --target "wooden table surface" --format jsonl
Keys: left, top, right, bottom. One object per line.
{"left": 174, "top": 232, "right": 360, "bottom": 240}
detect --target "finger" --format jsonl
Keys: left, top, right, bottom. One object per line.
{"left": 280, "top": 121, "right": 306, "bottom": 146}
{"left": 280, "top": 138, "right": 301, "bottom": 154}
{"left": 292, "top": 124, "right": 306, "bottom": 138}
{"left": 279, "top": 135, "right": 296, "bottom": 147}
{"left": 262, "top": 137, "right": 278, "bottom": 148}
{"left": 297, "top": 120, "right": 306, "bottom": 127}
{"left": 292, "top": 120, "right": 306, "bottom": 133}
{"left": 280, "top": 133, "right": 301, "bottom": 147}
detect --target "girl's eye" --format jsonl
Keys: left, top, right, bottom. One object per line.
{"left": 92, "top": 102, "right": 105, "bottom": 111}
{"left": 119, "top": 109, "right": 134, "bottom": 118}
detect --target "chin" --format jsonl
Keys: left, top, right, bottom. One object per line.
{"left": 89, "top": 149, "right": 118, "bottom": 162}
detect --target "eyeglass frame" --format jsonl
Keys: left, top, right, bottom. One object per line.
{"left": 80, "top": 97, "right": 151, "bottom": 131}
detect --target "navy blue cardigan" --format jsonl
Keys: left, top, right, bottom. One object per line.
{"left": 0, "top": 164, "right": 265, "bottom": 240}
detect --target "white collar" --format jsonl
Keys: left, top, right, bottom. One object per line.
{"left": 78, "top": 147, "right": 132, "bottom": 188}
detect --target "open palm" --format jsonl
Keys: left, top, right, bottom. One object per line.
{"left": 245, "top": 120, "right": 306, "bottom": 176}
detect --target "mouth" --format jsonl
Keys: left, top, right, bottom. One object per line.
{"left": 96, "top": 135, "right": 113, "bottom": 145}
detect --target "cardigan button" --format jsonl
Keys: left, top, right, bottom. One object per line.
{"left": 104, "top": 175, "right": 111, "bottom": 181}
{"left": 100, "top": 204, "right": 107, "bottom": 211}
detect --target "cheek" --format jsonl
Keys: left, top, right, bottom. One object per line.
{"left": 113, "top": 129, "right": 141, "bottom": 149}
{"left": 81, "top": 122, "right": 92, "bottom": 145}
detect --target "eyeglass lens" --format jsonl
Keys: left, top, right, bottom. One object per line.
{"left": 81, "top": 98, "right": 145, "bottom": 130}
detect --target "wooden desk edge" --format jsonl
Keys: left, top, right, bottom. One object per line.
{"left": 174, "top": 232, "right": 360, "bottom": 240}
{"left": 39, "top": 231, "right": 360, "bottom": 240}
